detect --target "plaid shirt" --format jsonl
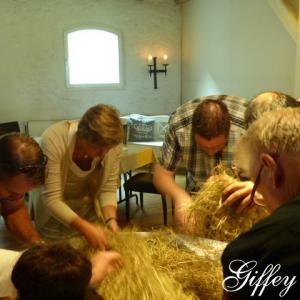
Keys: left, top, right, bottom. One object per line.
{"left": 159, "top": 95, "right": 247, "bottom": 191}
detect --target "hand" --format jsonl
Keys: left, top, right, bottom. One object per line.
{"left": 173, "top": 190, "right": 192, "bottom": 227}
{"left": 78, "top": 220, "right": 108, "bottom": 250}
{"left": 72, "top": 217, "right": 109, "bottom": 249}
{"left": 84, "top": 223, "right": 108, "bottom": 250}
{"left": 89, "top": 250, "right": 123, "bottom": 285}
{"left": 222, "top": 181, "right": 254, "bottom": 214}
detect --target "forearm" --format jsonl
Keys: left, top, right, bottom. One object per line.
{"left": 4, "top": 205, "right": 41, "bottom": 245}
{"left": 71, "top": 216, "right": 91, "bottom": 234}
{"left": 70, "top": 216, "right": 101, "bottom": 241}
{"left": 153, "top": 164, "right": 189, "bottom": 200}
{"left": 154, "top": 164, "right": 192, "bottom": 226}
{"left": 101, "top": 205, "right": 117, "bottom": 220}
{"left": 43, "top": 195, "right": 78, "bottom": 226}
{"left": 102, "top": 205, "right": 119, "bottom": 232}
{"left": 96, "top": 190, "right": 118, "bottom": 226}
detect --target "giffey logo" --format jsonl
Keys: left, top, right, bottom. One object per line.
{"left": 222, "top": 260, "right": 297, "bottom": 297}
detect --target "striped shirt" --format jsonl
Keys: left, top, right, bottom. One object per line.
{"left": 159, "top": 95, "right": 247, "bottom": 191}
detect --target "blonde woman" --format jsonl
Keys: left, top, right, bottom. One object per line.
{"left": 37, "top": 104, "right": 123, "bottom": 249}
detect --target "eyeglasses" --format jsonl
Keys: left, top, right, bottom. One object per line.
{"left": 249, "top": 164, "right": 265, "bottom": 207}
{"left": 0, "top": 154, "right": 48, "bottom": 174}
{"left": 18, "top": 155, "right": 48, "bottom": 173}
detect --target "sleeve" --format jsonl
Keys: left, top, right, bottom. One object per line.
{"left": 0, "top": 250, "right": 21, "bottom": 298}
{"left": 41, "top": 125, "right": 78, "bottom": 226}
{"left": 96, "top": 143, "right": 122, "bottom": 208}
{"left": 158, "top": 121, "right": 182, "bottom": 171}
{"left": 221, "top": 245, "right": 232, "bottom": 281}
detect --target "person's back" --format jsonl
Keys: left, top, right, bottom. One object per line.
{"left": 222, "top": 201, "right": 300, "bottom": 299}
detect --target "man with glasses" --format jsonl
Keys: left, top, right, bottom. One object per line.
{"left": 222, "top": 91, "right": 300, "bottom": 211}
{"left": 222, "top": 108, "right": 300, "bottom": 299}
{"left": 0, "top": 133, "right": 47, "bottom": 246}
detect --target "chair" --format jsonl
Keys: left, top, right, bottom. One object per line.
{"left": 123, "top": 172, "right": 168, "bottom": 225}
{"left": 0, "top": 121, "right": 20, "bottom": 135}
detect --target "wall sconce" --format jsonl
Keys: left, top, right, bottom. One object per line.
{"left": 147, "top": 55, "right": 169, "bottom": 89}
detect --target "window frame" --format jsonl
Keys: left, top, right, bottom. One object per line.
{"left": 64, "top": 26, "right": 124, "bottom": 89}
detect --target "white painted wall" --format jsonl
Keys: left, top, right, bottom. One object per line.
{"left": 0, "top": 0, "right": 181, "bottom": 123}
{"left": 181, "top": 0, "right": 296, "bottom": 102}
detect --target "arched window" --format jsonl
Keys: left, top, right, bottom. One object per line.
{"left": 65, "top": 28, "right": 123, "bottom": 87}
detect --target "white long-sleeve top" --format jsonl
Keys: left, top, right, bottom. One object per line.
{"left": 0, "top": 249, "right": 21, "bottom": 297}
{"left": 35, "top": 120, "right": 122, "bottom": 229}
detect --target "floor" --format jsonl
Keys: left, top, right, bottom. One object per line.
{"left": 117, "top": 192, "right": 176, "bottom": 230}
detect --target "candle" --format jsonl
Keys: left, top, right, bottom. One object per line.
{"left": 148, "top": 55, "right": 153, "bottom": 64}
{"left": 163, "top": 54, "right": 168, "bottom": 63}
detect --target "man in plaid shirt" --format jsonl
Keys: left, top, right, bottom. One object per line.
{"left": 153, "top": 95, "right": 254, "bottom": 224}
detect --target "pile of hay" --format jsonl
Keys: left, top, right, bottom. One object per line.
{"left": 69, "top": 229, "right": 224, "bottom": 300}
{"left": 94, "top": 231, "right": 198, "bottom": 300}
{"left": 187, "top": 172, "right": 268, "bottom": 242}
{"left": 145, "top": 230, "right": 223, "bottom": 300}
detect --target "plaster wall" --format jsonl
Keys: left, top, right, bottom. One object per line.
{"left": 181, "top": 0, "right": 296, "bottom": 101}
{"left": 0, "top": 0, "right": 181, "bottom": 122}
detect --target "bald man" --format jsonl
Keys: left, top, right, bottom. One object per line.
{"left": 153, "top": 95, "right": 251, "bottom": 225}
{"left": 245, "top": 91, "right": 300, "bottom": 128}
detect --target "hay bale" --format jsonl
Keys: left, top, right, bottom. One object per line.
{"left": 187, "top": 172, "right": 268, "bottom": 242}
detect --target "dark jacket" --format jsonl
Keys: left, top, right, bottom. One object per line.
{"left": 222, "top": 194, "right": 300, "bottom": 299}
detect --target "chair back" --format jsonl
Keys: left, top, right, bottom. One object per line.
{"left": 0, "top": 121, "right": 20, "bottom": 135}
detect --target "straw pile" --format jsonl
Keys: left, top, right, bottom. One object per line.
{"left": 187, "top": 172, "right": 268, "bottom": 242}
{"left": 93, "top": 231, "right": 198, "bottom": 300}
{"left": 145, "top": 230, "right": 223, "bottom": 300}
{"left": 69, "top": 229, "right": 224, "bottom": 300}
